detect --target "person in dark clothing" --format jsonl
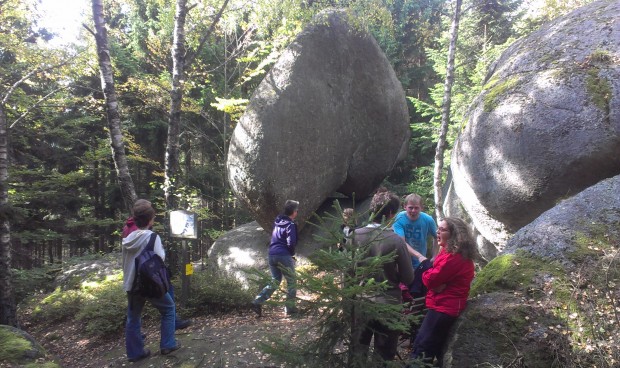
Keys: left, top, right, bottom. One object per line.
{"left": 251, "top": 200, "right": 299, "bottom": 317}
{"left": 353, "top": 188, "right": 415, "bottom": 364}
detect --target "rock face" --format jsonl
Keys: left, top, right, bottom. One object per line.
{"left": 227, "top": 10, "right": 409, "bottom": 231}
{"left": 449, "top": 0, "right": 620, "bottom": 250}
{"left": 207, "top": 196, "right": 371, "bottom": 287}
{"left": 503, "top": 174, "right": 620, "bottom": 264}
{"left": 443, "top": 174, "right": 620, "bottom": 366}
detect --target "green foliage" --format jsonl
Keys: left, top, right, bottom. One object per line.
{"left": 30, "top": 288, "right": 83, "bottom": 323}
{"left": 470, "top": 252, "right": 564, "bottom": 296}
{"left": 11, "top": 266, "right": 58, "bottom": 304}
{"left": 24, "top": 272, "right": 126, "bottom": 336}
{"left": 0, "top": 326, "right": 61, "bottom": 367}
{"left": 185, "top": 269, "right": 256, "bottom": 315}
{"left": 75, "top": 274, "right": 127, "bottom": 336}
{"left": 585, "top": 67, "right": 612, "bottom": 114}
{"left": 256, "top": 203, "right": 416, "bottom": 367}
{"left": 210, "top": 97, "right": 249, "bottom": 120}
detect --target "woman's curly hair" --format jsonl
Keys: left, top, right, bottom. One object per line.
{"left": 443, "top": 217, "right": 479, "bottom": 261}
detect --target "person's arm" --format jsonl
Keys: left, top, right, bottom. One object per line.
{"left": 422, "top": 254, "right": 459, "bottom": 289}
{"left": 404, "top": 241, "right": 427, "bottom": 262}
{"left": 397, "top": 243, "right": 415, "bottom": 286}
{"left": 287, "top": 223, "right": 298, "bottom": 255}
{"left": 154, "top": 234, "right": 166, "bottom": 261}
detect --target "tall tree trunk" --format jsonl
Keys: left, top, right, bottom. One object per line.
{"left": 90, "top": 0, "right": 137, "bottom": 211}
{"left": 164, "top": 0, "right": 189, "bottom": 211}
{"left": 0, "top": 105, "right": 16, "bottom": 326}
{"left": 434, "top": 0, "right": 462, "bottom": 221}
{"left": 164, "top": 0, "right": 229, "bottom": 210}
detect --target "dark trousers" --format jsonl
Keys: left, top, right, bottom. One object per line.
{"left": 359, "top": 319, "right": 400, "bottom": 361}
{"left": 411, "top": 309, "right": 457, "bottom": 366}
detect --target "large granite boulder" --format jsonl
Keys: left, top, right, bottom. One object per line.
{"left": 227, "top": 9, "right": 409, "bottom": 231}
{"left": 443, "top": 174, "right": 620, "bottom": 366}
{"left": 449, "top": 0, "right": 620, "bottom": 251}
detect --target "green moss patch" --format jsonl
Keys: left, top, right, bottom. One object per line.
{"left": 0, "top": 327, "right": 32, "bottom": 362}
{"left": 483, "top": 76, "right": 520, "bottom": 112}
{"left": 470, "top": 253, "right": 564, "bottom": 296}
{"left": 0, "top": 326, "right": 59, "bottom": 367}
{"left": 585, "top": 67, "right": 612, "bottom": 113}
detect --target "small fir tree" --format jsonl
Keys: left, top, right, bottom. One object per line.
{"left": 256, "top": 200, "right": 425, "bottom": 368}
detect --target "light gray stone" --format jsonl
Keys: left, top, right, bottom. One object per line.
{"left": 504, "top": 174, "right": 620, "bottom": 264}
{"left": 227, "top": 9, "right": 409, "bottom": 231}
{"left": 450, "top": 0, "right": 620, "bottom": 250}
{"left": 444, "top": 174, "right": 620, "bottom": 367}
{"left": 207, "top": 196, "right": 371, "bottom": 287}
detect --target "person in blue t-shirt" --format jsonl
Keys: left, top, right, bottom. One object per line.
{"left": 392, "top": 193, "right": 438, "bottom": 269}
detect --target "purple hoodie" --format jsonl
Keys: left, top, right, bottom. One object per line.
{"left": 268, "top": 214, "right": 297, "bottom": 256}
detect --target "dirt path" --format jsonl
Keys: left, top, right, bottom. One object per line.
{"left": 25, "top": 306, "right": 413, "bottom": 367}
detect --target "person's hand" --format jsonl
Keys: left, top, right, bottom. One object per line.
{"left": 433, "top": 284, "right": 447, "bottom": 293}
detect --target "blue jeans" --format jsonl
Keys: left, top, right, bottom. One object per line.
{"left": 125, "top": 292, "right": 177, "bottom": 359}
{"left": 254, "top": 254, "right": 296, "bottom": 310}
{"left": 168, "top": 285, "right": 184, "bottom": 325}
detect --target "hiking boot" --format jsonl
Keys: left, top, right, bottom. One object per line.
{"left": 128, "top": 349, "right": 151, "bottom": 362}
{"left": 285, "top": 306, "right": 298, "bottom": 316}
{"left": 175, "top": 319, "right": 192, "bottom": 330}
{"left": 251, "top": 302, "right": 262, "bottom": 317}
{"left": 161, "top": 342, "right": 181, "bottom": 355}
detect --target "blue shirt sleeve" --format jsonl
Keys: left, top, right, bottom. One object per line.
{"left": 392, "top": 212, "right": 406, "bottom": 237}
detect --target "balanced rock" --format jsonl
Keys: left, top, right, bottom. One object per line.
{"left": 450, "top": 0, "right": 620, "bottom": 250}
{"left": 227, "top": 10, "right": 409, "bottom": 231}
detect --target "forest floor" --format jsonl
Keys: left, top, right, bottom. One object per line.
{"left": 23, "top": 305, "right": 414, "bottom": 368}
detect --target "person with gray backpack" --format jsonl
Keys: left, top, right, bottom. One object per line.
{"left": 122, "top": 199, "right": 181, "bottom": 362}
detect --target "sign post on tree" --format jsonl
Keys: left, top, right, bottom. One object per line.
{"left": 169, "top": 210, "right": 196, "bottom": 307}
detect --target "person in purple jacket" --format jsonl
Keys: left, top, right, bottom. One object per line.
{"left": 251, "top": 200, "right": 299, "bottom": 317}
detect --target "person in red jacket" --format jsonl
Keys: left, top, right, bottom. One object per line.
{"left": 410, "top": 217, "right": 478, "bottom": 366}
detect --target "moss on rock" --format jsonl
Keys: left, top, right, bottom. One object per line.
{"left": 470, "top": 252, "right": 564, "bottom": 296}
{"left": 0, "top": 325, "right": 59, "bottom": 367}
{"left": 482, "top": 76, "right": 520, "bottom": 112}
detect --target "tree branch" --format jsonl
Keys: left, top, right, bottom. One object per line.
{"left": 9, "top": 87, "right": 65, "bottom": 129}
{"left": 185, "top": 0, "right": 230, "bottom": 67}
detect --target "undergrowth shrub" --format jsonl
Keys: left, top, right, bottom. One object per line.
{"left": 185, "top": 269, "right": 255, "bottom": 314}
{"left": 76, "top": 273, "right": 126, "bottom": 336}
{"left": 30, "top": 288, "right": 83, "bottom": 323}
{"left": 11, "top": 266, "right": 59, "bottom": 304}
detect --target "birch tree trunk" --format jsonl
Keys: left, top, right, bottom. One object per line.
{"left": 164, "top": 0, "right": 229, "bottom": 210}
{"left": 91, "top": 0, "right": 136, "bottom": 211}
{"left": 164, "top": 0, "right": 189, "bottom": 211}
{"left": 0, "top": 104, "right": 16, "bottom": 326}
{"left": 434, "top": 0, "right": 462, "bottom": 221}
